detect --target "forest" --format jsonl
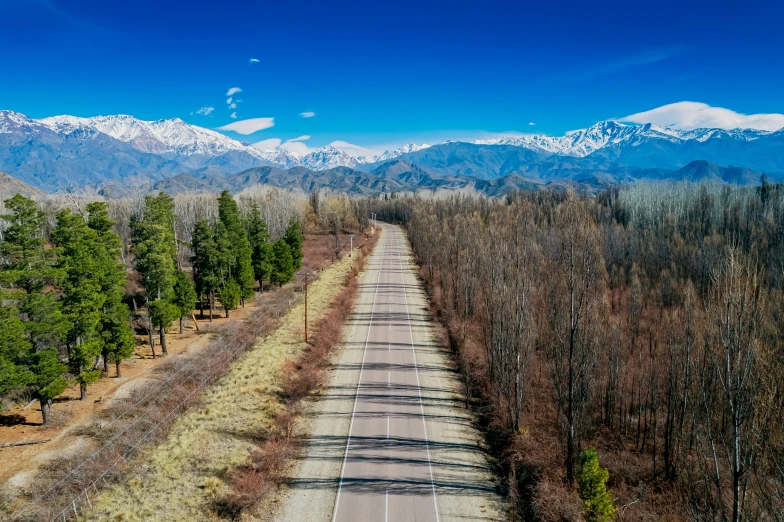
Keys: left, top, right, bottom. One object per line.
{"left": 0, "top": 187, "right": 362, "bottom": 425}
{"left": 359, "top": 180, "right": 784, "bottom": 521}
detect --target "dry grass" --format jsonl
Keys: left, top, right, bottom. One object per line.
{"left": 217, "top": 231, "right": 377, "bottom": 520}
{"left": 84, "top": 244, "right": 366, "bottom": 521}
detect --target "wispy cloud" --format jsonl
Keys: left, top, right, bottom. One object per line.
{"left": 280, "top": 141, "right": 310, "bottom": 156}
{"left": 194, "top": 106, "right": 214, "bottom": 116}
{"left": 218, "top": 117, "right": 274, "bottom": 134}
{"left": 287, "top": 135, "right": 311, "bottom": 142}
{"left": 300, "top": 111, "right": 315, "bottom": 118}
{"left": 252, "top": 138, "right": 281, "bottom": 151}
{"left": 566, "top": 47, "right": 686, "bottom": 81}
{"left": 330, "top": 140, "right": 375, "bottom": 158}
{"left": 248, "top": 58, "right": 259, "bottom": 64}
{"left": 226, "top": 87, "right": 243, "bottom": 96}
{"left": 620, "top": 101, "right": 784, "bottom": 131}
{"left": 230, "top": 112, "right": 238, "bottom": 119}
{"left": 528, "top": 122, "right": 535, "bottom": 126}
{"left": 228, "top": 102, "right": 237, "bottom": 109}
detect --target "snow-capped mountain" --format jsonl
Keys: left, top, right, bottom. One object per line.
{"left": 300, "top": 145, "right": 359, "bottom": 170}
{"left": 369, "top": 143, "right": 432, "bottom": 163}
{"left": 38, "top": 114, "right": 266, "bottom": 159}
{"left": 474, "top": 120, "right": 775, "bottom": 157}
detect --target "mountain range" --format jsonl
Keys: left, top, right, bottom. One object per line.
{"left": 0, "top": 110, "right": 781, "bottom": 195}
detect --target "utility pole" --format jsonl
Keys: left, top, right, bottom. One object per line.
{"left": 297, "top": 271, "right": 315, "bottom": 343}
{"left": 348, "top": 234, "right": 355, "bottom": 268}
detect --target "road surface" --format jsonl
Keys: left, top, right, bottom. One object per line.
{"left": 272, "top": 224, "right": 502, "bottom": 522}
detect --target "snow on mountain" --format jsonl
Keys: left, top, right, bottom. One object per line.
{"left": 474, "top": 121, "right": 777, "bottom": 157}
{"left": 0, "top": 110, "right": 52, "bottom": 134}
{"left": 299, "top": 145, "right": 358, "bottom": 170}
{"left": 38, "top": 114, "right": 266, "bottom": 159}
{"left": 368, "top": 143, "right": 432, "bottom": 163}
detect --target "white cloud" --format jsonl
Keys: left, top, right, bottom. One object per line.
{"left": 228, "top": 103, "right": 237, "bottom": 109}
{"left": 226, "top": 97, "right": 233, "bottom": 105}
{"left": 196, "top": 106, "right": 215, "bottom": 116}
{"left": 280, "top": 140, "right": 310, "bottom": 156}
{"left": 287, "top": 135, "right": 311, "bottom": 142}
{"left": 252, "top": 138, "right": 282, "bottom": 151}
{"left": 619, "top": 101, "right": 784, "bottom": 131}
{"left": 230, "top": 112, "right": 238, "bottom": 119}
{"left": 300, "top": 111, "right": 316, "bottom": 118}
{"left": 249, "top": 58, "right": 259, "bottom": 64}
{"left": 218, "top": 117, "right": 275, "bottom": 134}
{"left": 330, "top": 140, "right": 375, "bottom": 158}
{"left": 528, "top": 122, "right": 535, "bottom": 126}
{"left": 226, "top": 87, "right": 243, "bottom": 96}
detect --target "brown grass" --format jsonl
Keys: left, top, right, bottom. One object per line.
{"left": 218, "top": 229, "right": 378, "bottom": 519}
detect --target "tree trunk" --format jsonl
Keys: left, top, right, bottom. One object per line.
{"left": 102, "top": 348, "right": 109, "bottom": 373}
{"left": 179, "top": 317, "right": 184, "bottom": 334}
{"left": 116, "top": 360, "right": 122, "bottom": 378}
{"left": 225, "top": 307, "right": 230, "bottom": 318}
{"left": 80, "top": 382, "right": 87, "bottom": 401}
{"left": 160, "top": 324, "right": 168, "bottom": 356}
{"left": 40, "top": 398, "right": 52, "bottom": 425}
{"left": 209, "top": 291, "right": 213, "bottom": 322}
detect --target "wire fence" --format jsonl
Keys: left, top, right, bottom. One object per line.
{"left": 5, "top": 233, "right": 367, "bottom": 522}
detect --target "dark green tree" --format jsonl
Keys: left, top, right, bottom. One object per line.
{"left": 0, "top": 194, "right": 55, "bottom": 292}
{"left": 244, "top": 204, "right": 273, "bottom": 291}
{"left": 131, "top": 193, "right": 178, "bottom": 356}
{"left": 284, "top": 218, "right": 304, "bottom": 270}
{"left": 52, "top": 209, "right": 104, "bottom": 400}
{"left": 173, "top": 271, "right": 197, "bottom": 333}
{"left": 28, "top": 348, "right": 68, "bottom": 425}
{"left": 271, "top": 239, "right": 295, "bottom": 286}
{"left": 217, "top": 191, "right": 255, "bottom": 304}
{"left": 20, "top": 291, "right": 68, "bottom": 352}
{"left": 86, "top": 202, "right": 135, "bottom": 375}
{"left": 191, "top": 220, "right": 220, "bottom": 321}
{"left": 216, "top": 279, "right": 240, "bottom": 318}
{"left": 577, "top": 448, "right": 615, "bottom": 522}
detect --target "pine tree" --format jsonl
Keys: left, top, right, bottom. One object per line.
{"left": 131, "top": 193, "right": 178, "bottom": 356}
{"left": 577, "top": 448, "right": 615, "bottom": 522}
{"left": 0, "top": 305, "right": 33, "bottom": 399}
{"left": 20, "top": 291, "right": 68, "bottom": 352}
{"left": 191, "top": 220, "right": 220, "bottom": 321}
{"left": 29, "top": 348, "right": 68, "bottom": 425}
{"left": 284, "top": 218, "right": 304, "bottom": 270}
{"left": 245, "top": 203, "right": 273, "bottom": 291}
{"left": 86, "top": 202, "right": 135, "bottom": 375}
{"left": 52, "top": 209, "right": 104, "bottom": 400}
{"left": 173, "top": 271, "right": 197, "bottom": 333}
{"left": 217, "top": 191, "right": 255, "bottom": 304}
{"left": 0, "top": 195, "right": 56, "bottom": 292}
{"left": 271, "top": 239, "right": 295, "bottom": 286}
{"left": 216, "top": 279, "right": 240, "bottom": 317}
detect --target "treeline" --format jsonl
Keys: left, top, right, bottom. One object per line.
{"left": 0, "top": 189, "right": 305, "bottom": 424}
{"left": 360, "top": 182, "right": 783, "bottom": 522}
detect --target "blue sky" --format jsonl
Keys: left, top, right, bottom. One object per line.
{"left": 1, "top": 0, "right": 783, "bottom": 152}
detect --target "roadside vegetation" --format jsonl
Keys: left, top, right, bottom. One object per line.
{"left": 362, "top": 180, "right": 784, "bottom": 522}
{"left": 0, "top": 186, "right": 368, "bottom": 520}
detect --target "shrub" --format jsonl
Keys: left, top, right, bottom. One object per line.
{"left": 577, "top": 448, "right": 615, "bottom": 522}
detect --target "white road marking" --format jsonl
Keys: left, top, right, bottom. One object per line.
{"left": 385, "top": 490, "right": 389, "bottom": 522}
{"left": 331, "top": 230, "right": 385, "bottom": 522}
{"left": 395, "top": 231, "right": 441, "bottom": 522}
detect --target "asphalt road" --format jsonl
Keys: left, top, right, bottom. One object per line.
{"left": 331, "top": 224, "right": 440, "bottom": 522}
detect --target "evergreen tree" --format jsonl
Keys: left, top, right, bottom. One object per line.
{"left": 244, "top": 204, "right": 273, "bottom": 292}
{"left": 216, "top": 279, "right": 240, "bottom": 317}
{"left": 0, "top": 194, "right": 55, "bottom": 292}
{"left": 217, "top": 191, "right": 255, "bottom": 304}
{"left": 284, "top": 218, "right": 304, "bottom": 270}
{"left": 131, "top": 193, "right": 178, "bottom": 356}
{"left": 86, "top": 202, "right": 135, "bottom": 374}
{"left": 577, "top": 448, "right": 615, "bottom": 522}
{"left": 52, "top": 209, "right": 104, "bottom": 400}
{"left": 271, "top": 239, "right": 295, "bottom": 286}
{"left": 173, "top": 271, "right": 197, "bottom": 333}
{"left": 20, "top": 291, "right": 68, "bottom": 352}
{"left": 28, "top": 348, "right": 68, "bottom": 425}
{"left": 191, "top": 220, "right": 220, "bottom": 321}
